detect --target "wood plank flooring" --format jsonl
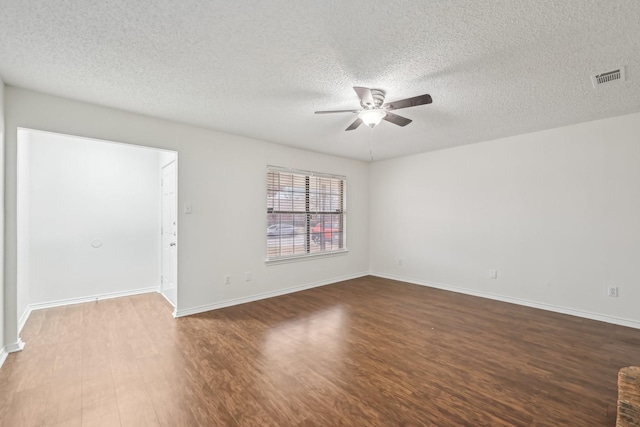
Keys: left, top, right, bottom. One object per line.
{"left": 1, "top": 275, "right": 639, "bottom": 426}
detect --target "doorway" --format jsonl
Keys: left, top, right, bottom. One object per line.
{"left": 16, "top": 128, "right": 178, "bottom": 328}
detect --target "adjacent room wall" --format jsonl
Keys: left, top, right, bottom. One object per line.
{"left": 20, "top": 130, "right": 161, "bottom": 310}
{"left": 370, "top": 112, "right": 640, "bottom": 327}
{"left": 4, "top": 87, "right": 370, "bottom": 344}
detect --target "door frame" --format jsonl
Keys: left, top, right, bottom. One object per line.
{"left": 160, "top": 159, "right": 178, "bottom": 311}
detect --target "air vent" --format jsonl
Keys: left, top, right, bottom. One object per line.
{"left": 591, "top": 67, "right": 626, "bottom": 88}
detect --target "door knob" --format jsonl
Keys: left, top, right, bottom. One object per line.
{"left": 170, "top": 242, "right": 176, "bottom": 246}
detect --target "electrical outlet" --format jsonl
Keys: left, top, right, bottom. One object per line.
{"left": 245, "top": 271, "right": 251, "bottom": 281}
{"left": 225, "top": 275, "right": 231, "bottom": 285}
{"left": 489, "top": 269, "right": 498, "bottom": 280}
{"left": 608, "top": 286, "right": 618, "bottom": 297}
{"left": 398, "top": 259, "right": 403, "bottom": 266}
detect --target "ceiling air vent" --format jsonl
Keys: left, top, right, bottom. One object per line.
{"left": 591, "top": 67, "right": 626, "bottom": 88}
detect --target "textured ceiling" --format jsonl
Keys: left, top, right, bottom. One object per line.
{"left": 1, "top": 1, "right": 639, "bottom": 161}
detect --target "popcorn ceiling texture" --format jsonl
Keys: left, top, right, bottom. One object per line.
{"left": 0, "top": 0, "right": 639, "bottom": 161}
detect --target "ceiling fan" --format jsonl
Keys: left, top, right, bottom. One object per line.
{"left": 315, "top": 87, "right": 432, "bottom": 131}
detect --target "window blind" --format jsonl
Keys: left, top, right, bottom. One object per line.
{"left": 267, "top": 167, "right": 346, "bottom": 260}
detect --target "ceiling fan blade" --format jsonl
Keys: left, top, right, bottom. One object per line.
{"left": 315, "top": 109, "right": 360, "bottom": 114}
{"left": 353, "top": 87, "right": 374, "bottom": 106}
{"left": 383, "top": 112, "right": 412, "bottom": 127}
{"left": 383, "top": 94, "right": 432, "bottom": 111}
{"left": 345, "top": 118, "right": 363, "bottom": 131}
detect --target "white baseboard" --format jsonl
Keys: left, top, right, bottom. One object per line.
{"left": 174, "top": 272, "right": 368, "bottom": 317}
{"left": 0, "top": 347, "right": 8, "bottom": 368}
{"left": 18, "top": 305, "right": 33, "bottom": 334}
{"left": 370, "top": 272, "right": 640, "bottom": 330}
{"left": 25, "top": 285, "right": 160, "bottom": 315}
{"left": 5, "top": 339, "right": 26, "bottom": 353}
{"left": 17, "top": 286, "right": 160, "bottom": 335}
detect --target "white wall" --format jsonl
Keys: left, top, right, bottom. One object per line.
{"left": 3, "top": 87, "right": 369, "bottom": 342}
{"left": 16, "top": 131, "right": 29, "bottom": 324}
{"left": 0, "top": 79, "right": 5, "bottom": 357}
{"left": 370, "top": 112, "right": 640, "bottom": 327}
{"left": 20, "top": 130, "right": 161, "bottom": 307}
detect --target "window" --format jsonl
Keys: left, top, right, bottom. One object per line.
{"left": 267, "top": 166, "right": 346, "bottom": 261}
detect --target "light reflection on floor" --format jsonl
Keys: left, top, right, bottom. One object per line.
{"left": 259, "top": 305, "right": 347, "bottom": 393}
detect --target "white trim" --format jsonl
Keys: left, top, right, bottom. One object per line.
{"left": 371, "top": 272, "right": 640, "bottom": 330}
{"left": 0, "top": 347, "right": 8, "bottom": 368}
{"left": 267, "top": 165, "right": 346, "bottom": 180}
{"left": 265, "top": 249, "right": 349, "bottom": 265}
{"left": 5, "top": 339, "right": 26, "bottom": 353}
{"left": 160, "top": 159, "right": 179, "bottom": 304}
{"left": 174, "top": 271, "right": 368, "bottom": 317}
{"left": 158, "top": 289, "right": 177, "bottom": 308}
{"left": 18, "top": 305, "right": 33, "bottom": 333}
{"left": 18, "top": 127, "right": 178, "bottom": 156}
{"left": 26, "top": 286, "right": 160, "bottom": 312}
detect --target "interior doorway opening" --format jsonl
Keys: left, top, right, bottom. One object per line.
{"left": 16, "top": 128, "right": 178, "bottom": 333}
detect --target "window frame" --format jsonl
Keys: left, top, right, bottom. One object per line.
{"left": 266, "top": 166, "right": 347, "bottom": 263}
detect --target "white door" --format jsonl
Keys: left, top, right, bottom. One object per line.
{"left": 161, "top": 161, "right": 177, "bottom": 306}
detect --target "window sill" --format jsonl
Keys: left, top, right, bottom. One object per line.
{"left": 265, "top": 249, "right": 349, "bottom": 265}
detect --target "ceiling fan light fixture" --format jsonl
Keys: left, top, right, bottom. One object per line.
{"left": 359, "top": 109, "right": 387, "bottom": 127}
{"left": 315, "top": 86, "right": 432, "bottom": 131}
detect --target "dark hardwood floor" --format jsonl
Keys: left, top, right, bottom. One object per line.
{"left": 1, "top": 275, "right": 638, "bottom": 426}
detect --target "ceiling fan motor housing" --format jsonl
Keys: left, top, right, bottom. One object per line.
{"left": 362, "top": 89, "right": 386, "bottom": 108}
